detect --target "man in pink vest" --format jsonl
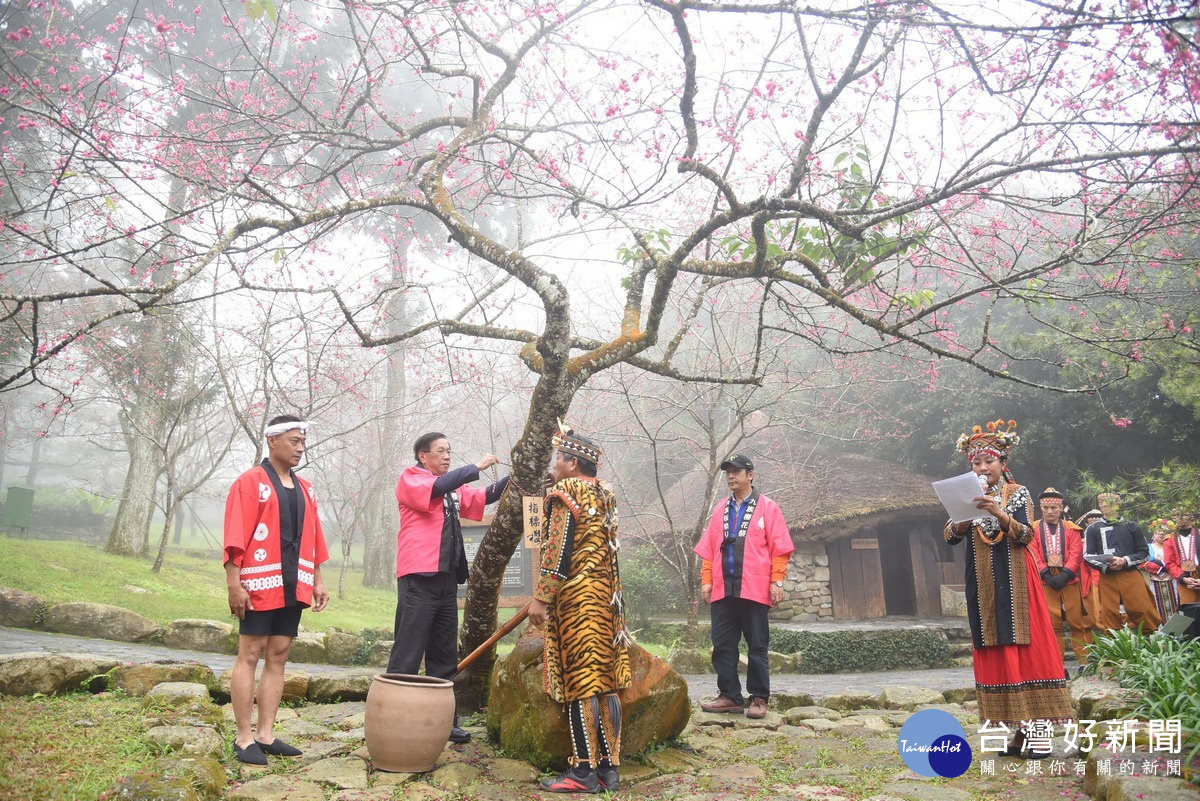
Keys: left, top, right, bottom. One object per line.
{"left": 694, "top": 454, "right": 793, "bottom": 720}
{"left": 224, "top": 414, "right": 330, "bottom": 765}
{"left": 386, "top": 431, "right": 508, "bottom": 743}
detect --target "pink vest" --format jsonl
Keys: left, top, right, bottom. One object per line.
{"left": 394, "top": 465, "right": 487, "bottom": 577}
{"left": 693, "top": 493, "right": 793, "bottom": 606}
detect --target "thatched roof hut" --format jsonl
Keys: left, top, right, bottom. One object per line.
{"left": 766, "top": 452, "right": 946, "bottom": 541}
{"left": 631, "top": 449, "right": 963, "bottom": 621}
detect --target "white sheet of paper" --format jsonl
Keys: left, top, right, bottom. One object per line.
{"left": 931, "top": 471, "right": 995, "bottom": 524}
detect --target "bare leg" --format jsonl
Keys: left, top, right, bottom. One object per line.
{"left": 253, "top": 634, "right": 293, "bottom": 745}
{"left": 231, "top": 634, "right": 267, "bottom": 748}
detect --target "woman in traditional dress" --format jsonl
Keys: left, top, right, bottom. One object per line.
{"left": 944, "top": 419, "right": 1075, "bottom": 755}
{"left": 1142, "top": 518, "right": 1180, "bottom": 623}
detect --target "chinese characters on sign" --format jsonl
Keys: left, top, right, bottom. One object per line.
{"left": 977, "top": 718, "right": 1181, "bottom": 755}
{"left": 975, "top": 719, "right": 1183, "bottom": 778}
{"left": 522, "top": 496, "right": 543, "bottom": 547}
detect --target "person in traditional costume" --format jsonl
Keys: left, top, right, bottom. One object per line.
{"left": 1029, "top": 488, "right": 1093, "bottom": 665}
{"left": 1074, "top": 508, "right": 1104, "bottom": 627}
{"left": 1163, "top": 512, "right": 1200, "bottom": 606}
{"left": 1082, "top": 492, "right": 1161, "bottom": 633}
{"left": 944, "top": 419, "right": 1074, "bottom": 755}
{"left": 386, "top": 431, "right": 508, "bottom": 744}
{"left": 528, "top": 423, "right": 630, "bottom": 794}
{"left": 1142, "top": 518, "right": 1180, "bottom": 623}
{"left": 695, "top": 453, "right": 793, "bottom": 721}
{"left": 224, "top": 415, "right": 330, "bottom": 765}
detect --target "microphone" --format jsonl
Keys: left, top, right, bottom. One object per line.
{"left": 977, "top": 474, "right": 989, "bottom": 494}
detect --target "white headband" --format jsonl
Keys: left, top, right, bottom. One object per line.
{"left": 264, "top": 421, "right": 309, "bottom": 438}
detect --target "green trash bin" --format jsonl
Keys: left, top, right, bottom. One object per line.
{"left": 4, "top": 486, "right": 34, "bottom": 531}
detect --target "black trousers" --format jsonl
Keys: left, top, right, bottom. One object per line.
{"left": 710, "top": 596, "right": 770, "bottom": 702}
{"left": 386, "top": 572, "right": 459, "bottom": 680}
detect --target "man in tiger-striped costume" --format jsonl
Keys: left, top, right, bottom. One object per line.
{"left": 528, "top": 423, "right": 631, "bottom": 794}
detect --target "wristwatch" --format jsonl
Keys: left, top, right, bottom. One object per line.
{"left": 774, "top": 581, "right": 784, "bottom": 588}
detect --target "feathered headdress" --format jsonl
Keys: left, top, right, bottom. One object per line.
{"left": 550, "top": 419, "right": 603, "bottom": 465}
{"left": 955, "top": 418, "right": 1020, "bottom": 460}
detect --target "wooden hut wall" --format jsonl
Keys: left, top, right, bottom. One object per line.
{"left": 827, "top": 515, "right": 964, "bottom": 620}
{"left": 828, "top": 535, "right": 886, "bottom": 619}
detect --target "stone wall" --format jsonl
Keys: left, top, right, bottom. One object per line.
{"left": 771, "top": 543, "right": 834, "bottom": 622}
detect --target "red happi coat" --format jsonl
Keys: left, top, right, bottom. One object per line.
{"left": 394, "top": 465, "right": 487, "bottom": 578}
{"left": 223, "top": 464, "right": 329, "bottom": 611}
{"left": 1029, "top": 518, "right": 1084, "bottom": 585}
{"left": 1164, "top": 530, "right": 1199, "bottom": 579}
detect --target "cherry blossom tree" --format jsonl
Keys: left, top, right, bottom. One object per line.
{"left": 4, "top": 0, "right": 1200, "bottom": 704}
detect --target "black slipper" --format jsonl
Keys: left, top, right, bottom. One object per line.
{"left": 1002, "top": 733, "right": 1027, "bottom": 757}
{"left": 232, "top": 739, "right": 268, "bottom": 765}
{"left": 256, "top": 738, "right": 303, "bottom": 757}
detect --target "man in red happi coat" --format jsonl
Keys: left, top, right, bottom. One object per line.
{"left": 223, "top": 414, "right": 329, "bottom": 765}
{"left": 1029, "top": 488, "right": 1092, "bottom": 666}
{"left": 1164, "top": 512, "right": 1200, "bottom": 606}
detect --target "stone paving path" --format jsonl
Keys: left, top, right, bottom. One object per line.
{"left": 215, "top": 694, "right": 1099, "bottom": 801}
{"left": 0, "top": 626, "right": 977, "bottom": 701}
{"left": 8, "top": 626, "right": 1192, "bottom": 801}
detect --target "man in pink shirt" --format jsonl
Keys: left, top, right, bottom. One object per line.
{"left": 386, "top": 431, "right": 508, "bottom": 743}
{"left": 693, "top": 454, "right": 793, "bottom": 720}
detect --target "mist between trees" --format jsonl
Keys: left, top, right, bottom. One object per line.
{"left": 2, "top": 0, "right": 1199, "bottom": 705}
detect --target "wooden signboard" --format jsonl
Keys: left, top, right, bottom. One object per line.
{"left": 522, "top": 496, "right": 543, "bottom": 548}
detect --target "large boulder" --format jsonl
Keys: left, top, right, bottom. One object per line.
{"left": 105, "top": 755, "right": 226, "bottom": 801}
{"left": 289, "top": 629, "right": 328, "bottom": 663}
{"left": 368, "top": 640, "right": 392, "bottom": 667}
{"left": 306, "top": 668, "right": 375, "bottom": 702}
{"left": 325, "top": 629, "right": 365, "bottom": 665}
{"left": 108, "top": 661, "right": 218, "bottom": 696}
{"left": 44, "top": 601, "right": 159, "bottom": 642}
{"left": 0, "top": 587, "right": 44, "bottom": 628}
{"left": 0, "top": 652, "right": 119, "bottom": 695}
{"left": 880, "top": 685, "right": 946, "bottom": 709}
{"left": 163, "top": 619, "right": 235, "bottom": 654}
{"left": 217, "top": 666, "right": 311, "bottom": 704}
{"left": 486, "top": 629, "right": 690, "bottom": 770}
{"left": 940, "top": 584, "right": 968, "bottom": 617}
{"left": 666, "top": 647, "right": 711, "bottom": 673}
{"left": 1071, "top": 674, "right": 1143, "bottom": 720}
{"left": 144, "top": 725, "right": 225, "bottom": 760}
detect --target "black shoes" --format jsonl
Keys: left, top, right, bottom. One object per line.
{"left": 538, "top": 768, "right": 601, "bottom": 793}
{"left": 232, "top": 739, "right": 267, "bottom": 765}
{"left": 449, "top": 725, "right": 471, "bottom": 744}
{"left": 597, "top": 763, "right": 619, "bottom": 791}
{"left": 256, "top": 738, "right": 303, "bottom": 757}
{"left": 233, "top": 737, "right": 302, "bottom": 764}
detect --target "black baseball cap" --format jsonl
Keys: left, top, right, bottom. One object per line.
{"left": 720, "top": 454, "right": 754, "bottom": 472}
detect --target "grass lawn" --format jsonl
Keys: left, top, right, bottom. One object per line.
{"left": 0, "top": 535, "right": 521, "bottom": 635}
{"left": 0, "top": 692, "right": 160, "bottom": 801}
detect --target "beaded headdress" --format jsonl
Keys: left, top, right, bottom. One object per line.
{"left": 551, "top": 419, "right": 603, "bottom": 466}
{"left": 955, "top": 418, "right": 1020, "bottom": 460}
{"left": 1038, "top": 487, "right": 1064, "bottom": 507}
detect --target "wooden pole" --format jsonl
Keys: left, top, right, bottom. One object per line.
{"left": 455, "top": 602, "right": 531, "bottom": 676}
